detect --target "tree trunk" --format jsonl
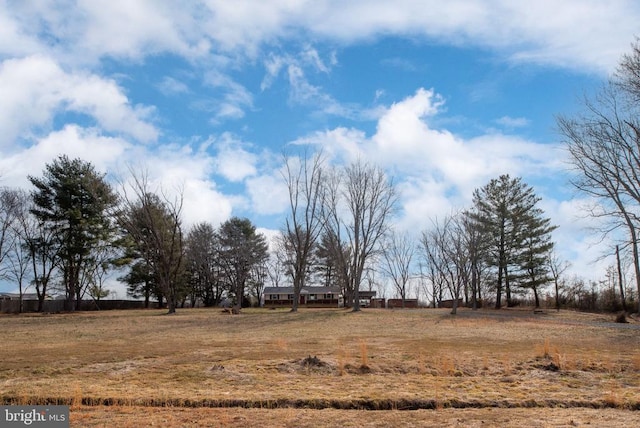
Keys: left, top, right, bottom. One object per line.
{"left": 291, "top": 275, "right": 301, "bottom": 313}
{"left": 505, "top": 266, "right": 512, "bottom": 307}
{"left": 471, "top": 262, "right": 478, "bottom": 310}
{"left": 451, "top": 295, "right": 458, "bottom": 315}
{"left": 352, "top": 279, "right": 361, "bottom": 312}
{"left": 616, "top": 245, "right": 627, "bottom": 312}
{"left": 631, "top": 236, "right": 640, "bottom": 314}
{"left": 495, "top": 266, "right": 503, "bottom": 309}
{"left": 167, "top": 294, "right": 177, "bottom": 314}
{"left": 233, "top": 280, "right": 243, "bottom": 315}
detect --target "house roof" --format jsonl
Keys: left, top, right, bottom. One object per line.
{"left": 263, "top": 286, "right": 341, "bottom": 295}
{"left": 0, "top": 292, "right": 45, "bottom": 300}
{"left": 359, "top": 290, "right": 377, "bottom": 297}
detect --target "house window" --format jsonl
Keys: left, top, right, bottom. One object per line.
{"left": 309, "top": 294, "right": 316, "bottom": 300}
{"left": 324, "top": 293, "right": 334, "bottom": 299}
{"left": 287, "top": 294, "right": 294, "bottom": 300}
{"left": 269, "top": 294, "right": 278, "bottom": 300}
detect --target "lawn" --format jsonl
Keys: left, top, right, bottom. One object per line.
{"left": 0, "top": 307, "right": 638, "bottom": 427}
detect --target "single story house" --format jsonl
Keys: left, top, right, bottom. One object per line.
{"left": 263, "top": 286, "right": 342, "bottom": 308}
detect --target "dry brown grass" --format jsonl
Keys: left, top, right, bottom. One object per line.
{"left": 1, "top": 307, "right": 639, "bottom": 426}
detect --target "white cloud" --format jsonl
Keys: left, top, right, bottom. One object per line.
{"left": 302, "top": 0, "right": 638, "bottom": 74}
{"left": 246, "top": 173, "right": 289, "bottom": 215}
{"left": 0, "top": 5, "right": 43, "bottom": 57}
{"left": 0, "top": 125, "right": 234, "bottom": 231}
{"left": 211, "top": 133, "right": 258, "bottom": 182}
{"left": 261, "top": 53, "right": 286, "bottom": 90}
{"left": 495, "top": 116, "right": 530, "bottom": 128}
{"left": 158, "top": 76, "right": 190, "bottom": 96}
{"left": 301, "top": 45, "right": 334, "bottom": 73}
{"left": 0, "top": 125, "right": 130, "bottom": 189}
{"left": 370, "top": 89, "right": 562, "bottom": 191}
{"left": 3, "top": 1, "right": 638, "bottom": 74}
{"left": 262, "top": 48, "right": 368, "bottom": 120}
{"left": 286, "top": 64, "right": 383, "bottom": 122}
{"left": 3, "top": 0, "right": 205, "bottom": 63}
{"left": 0, "top": 55, "right": 158, "bottom": 149}
{"left": 202, "top": 71, "right": 254, "bottom": 122}
{"left": 180, "top": 177, "right": 233, "bottom": 228}
{"left": 291, "top": 87, "right": 569, "bottom": 248}
{"left": 291, "top": 127, "right": 367, "bottom": 164}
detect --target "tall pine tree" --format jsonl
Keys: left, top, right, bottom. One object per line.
{"left": 469, "top": 175, "right": 556, "bottom": 308}
{"left": 29, "top": 155, "right": 118, "bottom": 310}
{"left": 513, "top": 206, "right": 556, "bottom": 307}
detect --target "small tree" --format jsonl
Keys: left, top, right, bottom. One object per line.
{"left": 0, "top": 188, "right": 23, "bottom": 281}
{"left": 4, "top": 189, "right": 32, "bottom": 313}
{"left": 380, "top": 231, "right": 415, "bottom": 308}
{"left": 184, "top": 222, "right": 223, "bottom": 307}
{"left": 216, "top": 217, "right": 268, "bottom": 314}
{"left": 88, "top": 283, "right": 110, "bottom": 306}
{"left": 421, "top": 214, "right": 469, "bottom": 315}
{"left": 548, "top": 249, "right": 570, "bottom": 311}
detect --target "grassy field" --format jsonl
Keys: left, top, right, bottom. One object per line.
{"left": 0, "top": 307, "right": 638, "bottom": 427}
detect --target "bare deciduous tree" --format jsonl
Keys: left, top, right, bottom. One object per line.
{"left": 281, "top": 150, "right": 325, "bottom": 311}
{"left": 323, "top": 161, "right": 396, "bottom": 312}
{"left": 17, "top": 201, "right": 58, "bottom": 312}
{"left": 558, "top": 81, "right": 640, "bottom": 313}
{"left": 0, "top": 188, "right": 22, "bottom": 280}
{"left": 380, "top": 231, "right": 415, "bottom": 307}
{"left": 118, "top": 171, "right": 185, "bottom": 314}
{"left": 4, "top": 189, "right": 32, "bottom": 312}
{"left": 548, "top": 249, "right": 571, "bottom": 311}
{"left": 421, "top": 214, "right": 469, "bottom": 314}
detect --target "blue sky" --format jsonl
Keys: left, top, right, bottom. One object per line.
{"left": 1, "top": 1, "right": 639, "bottom": 295}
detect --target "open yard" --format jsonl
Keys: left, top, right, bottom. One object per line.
{"left": 0, "top": 307, "right": 638, "bottom": 427}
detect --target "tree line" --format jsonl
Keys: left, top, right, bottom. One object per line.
{"left": 0, "top": 152, "right": 561, "bottom": 315}
{"left": 0, "top": 156, "right": 271, "bottom": 314}
{"left": 0, "top": 151, "right": 627, "bottom": 316}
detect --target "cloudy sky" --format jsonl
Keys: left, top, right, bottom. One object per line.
{"left": 1, "top": 1, "right": 639, "bottom": 295}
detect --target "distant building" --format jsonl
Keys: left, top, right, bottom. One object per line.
{"left": 0, "top": 293, "right": 51, "bottom": 301}
{"left": 387, "top": 298, "right": 419, "bottom": 308}
{"left": 262, "top": 286, "right": 342, "bottom": 308}
{"left": 357, "top": 290, "right": 377, "bottom": 307}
